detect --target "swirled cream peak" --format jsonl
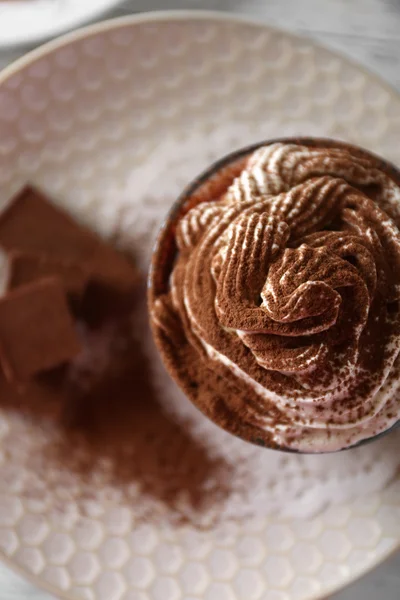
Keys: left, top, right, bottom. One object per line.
{"left": 153, "top": 142, "right": 400, "bottom": 452}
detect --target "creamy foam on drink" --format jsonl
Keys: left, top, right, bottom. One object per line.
{"left": 152, "top": 142, "right": 400, "bottom": 452}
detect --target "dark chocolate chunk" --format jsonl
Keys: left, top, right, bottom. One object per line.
{"left": 0, "top": 277, "right": 80, "bottom": 383}
{"left": 0, "top": 186, "right": 139, "bottom": 306}
{"left": 7, "top": 251, "right": 88, "bottom": 304}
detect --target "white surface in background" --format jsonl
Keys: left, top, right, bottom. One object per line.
{"left": 0, "top": 563, "right": 53, "bottom": 599}
{"left": 0, "top": 0, "right": 124, "bottom": 48}
{"left": 0, "top": 1, "right": 400, "bottom": 599}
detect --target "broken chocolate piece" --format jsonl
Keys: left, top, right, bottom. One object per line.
{"left": 7, "top": 251, "right": 88, "bottom": 304}
{"left": 0, "top": 186, "right": 96, "bottom": 260}
{"left": 0, "top": 186, "right": 139, "bottom": 305}
{"left": 0, "top": 277, "right": 80, "bottom": 383}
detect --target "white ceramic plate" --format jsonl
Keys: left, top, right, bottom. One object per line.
{"left": 1, "top": 11, "right": 400, "bottom": 600}
{"left": 0, "top": 0, "right": 124, "bottom": 48}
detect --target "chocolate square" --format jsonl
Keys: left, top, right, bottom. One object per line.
{"left": 0, "top": 277, "right": 81, "bottom": 383}
{"left": 0, "top": 186, "right": 139, "bottom": 313}
{"left": 0, "top": 186, "right": 97, "bottom": 261}
{"left": 7, "top": 251, "right": 88, "bottom": 301}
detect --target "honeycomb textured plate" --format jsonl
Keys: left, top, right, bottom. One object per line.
{"left": 1, "top": 11, "right": 400, "bottom": 600}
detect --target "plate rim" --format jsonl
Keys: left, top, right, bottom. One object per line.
{"left": 0, "top": 9, "right": 399, "bottom": 600}
{"left": 1, "top": 8, "right": 399, "bottom": 105}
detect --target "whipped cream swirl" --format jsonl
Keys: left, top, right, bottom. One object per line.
{"left": 154, "top": 142, "right": 400, "bottom": 452}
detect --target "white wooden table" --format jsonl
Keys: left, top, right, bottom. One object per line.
{"left": 1, "top": 1, "right": 400, "bottom": 598}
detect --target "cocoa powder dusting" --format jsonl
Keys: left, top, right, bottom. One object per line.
{"left": 60, "top": 323, "right": 234, "bottom": 524}
{"left": 0, "top": 293, "right": 234, "bottom": 526}
{"left": 150, "top": 138, "right": 400, "bottom": 452}
{"left": 0, "top": 185, "right": 236, "bottom": 525}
